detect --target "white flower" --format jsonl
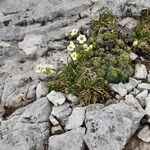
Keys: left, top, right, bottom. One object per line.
{"left": 77, "top": 34, "right": 87, "bottom": 44}
{"left": 133, "top": 40, "right": 138, "bottom": 47}
{"left": 70, "top": 52, "right": 78, "bottom": 61}
{"left": 83, "top": 44, "right": 93, "bottom": 52}
{"left": 67, "top": 41, "right": 76, "bottom": 51}
{"left": 83, "top": 43, "right": 88, "bottom": 48}
{"left": 42, "top": 65, "right": 55, "bottom": 75}
{"left": 36, "top": 64, "right": 44, "bottom": 73}
{"left": 70, "top": 28, "right": 79, "bottom": 37}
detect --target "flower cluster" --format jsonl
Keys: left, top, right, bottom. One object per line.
{"left": 66, "top": 28, "right": 93, "bottom": 61}
{"left": 36, "top": 64, "right": 55, "bottom": 75}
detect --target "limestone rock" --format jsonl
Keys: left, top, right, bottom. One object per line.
{"left": 137, "top": 125, "right": 150, "bottom": 143}
{"left": 66, "top": 94, "right": 78, "bottom": 103}
{"left": 125, "top": 83, "right": 134, "bottom": 92}
{"left": 0, "top": 97, "right": 51, "bottom": 150}
{"left": 134, "top": 64, "right": 147, "bottom": 79}
{"left": 129, "top": 52, "right": 138, "bottom": 61}
{"left": 49, "top": 115, "right": 59, "bottom": 126}
{"left": 84, "top": 102, "right": 145, "bottom": 150}
{"left": 138, "top": 83, "right": 150, "bottom": 90}
{"left": 2, "top": 75, "right": 39, "bottom": 109}
{"left": 125, "top": 94, "right": 142, "bottom": 108}
{"left": 51, "top": 125, "right": 64, "bottom": 135}
{"left": 48, "top": 127, "right": 86, "bottom": 150}
{"left": 145, "top": 94, "right": 150, "bottom": 117}
{"left": 118, "top": 17, "right": 138, "bottom": 29}
{"left": 129, "top": 77, "right": 141, "bottom": 88}
{"left": 18, "top": 34, "right": 42, "bottom": 55}
{"left": 36, "top": 82, "right": 49, "bottom": 99}
{"left": 65, "top": 107, "right": 86, "bottom": 130}
{"left": 0, "top": 41, "right": 10, "bottom": 48}
{"left": 51, "top": 103, "right": 72, "bottom": 126}
{"left": 47, "top": 91, "right": 66, "bottom": 106}
{"left": 136, "top": 90, "right": 148, "bottom": 107}
{"left": 130, "top": 88, "right": 140, "bottom": 96}
{"left": 110, "top": 83, "right": 127, "bottom": 97}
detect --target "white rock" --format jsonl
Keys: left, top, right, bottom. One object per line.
{"left": 125, "top": 83, "right": 134, "bottom": 92}
{"left": 130, "top": 52, "right": 138, "bottom": 61}
{"left": 145, "top": 94, "right": 150, "bottom": 117}
{"left": 118, "top": 17, "right": 138, "bottom": 29}
{"left": 84, "top": 102, "right": 145, "bottom": 150}
{"left": 36, "top": 82, "right": 49, "bottom": 99}
{"left": 134, "top": 64, "right": 147, "bottom": 79}
{"left": 111, "top": 83, "right": 127, "bottom": 97}
{"left": 125, "top": 94, "right": 142, "bottom": 108}
{"left": 136, "top": 90, "right": 148, "bottom": 107}
{"left": 138, "top": 83, "right": 150, "bottom": 90}
{"left": 51, "top": 125, "right": 63, "bottom": 135}
{"left": 66, "top": 94, "right": 78, "bottom": 103}
{"left": 51, "top": 103, "right": 72, "bottom": 126}
{"left": 129, "top": 77, "right": 141, "bottom": 88}
{"left": 0, "top": 12, "right": 4, "bottom": 18}
{"left": 65, "top": 107, "right": 86, "bottom": 130}
{"left": 0, "top": 41, "right": 10, "bottom": 48}
{"left": 49, "top": 115, "right": 59, "bottom": 126}
{"left": 130, "top": 88, "right": 140, "bottom": 96}
{"left": 137, "top": 125, "right": 150, "bottom": 142}
{"left": 115, "top": 94, "right": 122, "bottom": 100}
{"left": 47, "top": 91, "right": 66, "bottom": 106}
{"left": 18, "top": 34, "right": 42, "bottom": 55}
{"left": 48, "top": 127, "right": 85, "bottom": 150}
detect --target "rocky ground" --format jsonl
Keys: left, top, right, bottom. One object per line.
{"left": 1, "top": 0, "right": 150, "bottom": 150}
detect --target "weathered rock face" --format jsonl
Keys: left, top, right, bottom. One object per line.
{"left": 48, "top": 127, "right": 86, "bottom": 150}
{"left": 0, "top": 0, "right": 150, "bottom": 150}
{"left": 2, "top": 75, "right": 39, "bottom": 108}
{"left": 0, "top": 97, "right": 52, "bottom": 150}
{"left": 84, "top": 102, "right": 145, "bottom": 150}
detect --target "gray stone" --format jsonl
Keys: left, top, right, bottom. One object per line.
{"left": 49, "top": 115, "right": 59, "bottom": 126}
{"left": 18, "top": 34, "right": 42, "bottom": 55}
{"left": 130, "top": 88, "right": 140, "bottom": 96}
{"left": 51, "top": 125, "right": 64, "bottom": 135}
{"left": 84, "top": 102, "right": 145, "bottom": 150}
{"left": 110, "top": 83, "right": 127, "bottom": 97}
{"left": 47, "top": 91, "right": 66, "bottom": 106}
{"left": 138, "top": 83, "right": 150, "bottom": 90}
{"left": 130, "top": 52, "right": 138, "bottom": 61}
{"left": 118, "top": 17, "right": 138, "bottom": 29}
{"left": 66, "top": 94, "right": 78, "bottom": 103}
{"left": 136, "top": 90, "right": 148, "bottom": 107}
{"left": 2, "top": 75, "right": 39, "bottom": 109}
{"left": 36, "top": 82, "right": 49, "bottom": 99}
{"left": 0, "top": 97, "right": 51, "bottom": 150}
{"left": 134, "top": 64, "right": 147, "bottom": 79}
{"left": 48, "top": 127, "right": 86, "bottom": 150}
{"left": 125, "top": 83, "right": 134, "bottom": 92}
{"left": 137, "top": 125, "right": 150, "bottom": 143}
{"left": 65, "top": 107, "right": 86, "bottom": 130}
{"left": 0, "top": 41, "right": 10, "bottom": 48}
{"left": 125, "top": 94, "right": 142, "bottom": 108}
{"left": 51, "top": 103, "right": 72, "bottom": 126}
{"left": 145, "top": 94, "right": 150, "bottom": 117}
{"left": 129, "top": 77, "right": 141, "bottom": 88}
{"left": 115, "top": 94, "right": 122, "bottom": 100}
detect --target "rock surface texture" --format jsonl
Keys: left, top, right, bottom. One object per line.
{"left": 0, "top": 0, "right": 150, "bottom": 150}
